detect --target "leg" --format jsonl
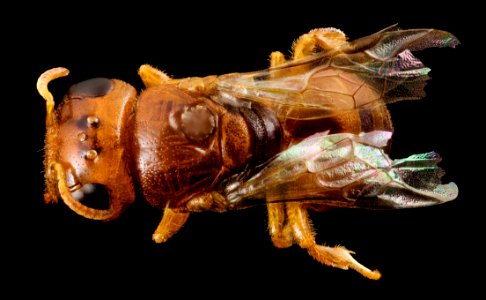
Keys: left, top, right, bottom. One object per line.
{"left": 267, "top": 203, "right": 293, "bottom": 248}
{"left": 138, "top": 64, "right": 217, "bottom": 96}
{"left": 268, "top": 30, "right": 379, "bottom": 278}
{"left": 270, "top": 51, "right": 287, "bottom": 67}
{"left": 265, "top": 50, "right": 294, "bottom": 248}
{"left": 185, "top": 191, "right": 228, "bottom": 213}
{"left": 292, "top": 28, "right": 347, "bottom": 60}
{"left": 152, "top": 206, "right": 190, "bottom": 243}
{"left": 286, "top": 202, "right": 381, "bottom": 280}
{"left": 138, "top": 64, "right": 172, "bottom": 88}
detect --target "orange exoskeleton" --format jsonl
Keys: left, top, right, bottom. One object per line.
{"left": 37, "top": 25, "right": 459, "bottom": 279}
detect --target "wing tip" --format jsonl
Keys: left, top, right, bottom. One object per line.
{"left": 434, "top": 181, "right": 459, "bottom": 202}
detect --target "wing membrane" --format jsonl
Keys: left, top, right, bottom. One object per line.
{"left": 212, "top": 26, "right": 459, "bottom": 120}
{"left": 224, "top": 131, "right": 458, "bottom": 209}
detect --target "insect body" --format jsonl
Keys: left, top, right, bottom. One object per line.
{"left": 37, "top": 25, "right": 459, "bottom": 279}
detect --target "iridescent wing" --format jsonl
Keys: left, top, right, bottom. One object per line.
{"left": 223, "top": 131, "right": 458, "bottom": 209}
{"left": 212, "top": 25, "right": 459, "bottom": 120}
{"left": 216, "top": 27, "right": 459, "bottom": 209}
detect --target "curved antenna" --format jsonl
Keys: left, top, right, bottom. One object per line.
{"left": 37, "top": 68, "right": 70, "bottom": 204}
{"left": 36, "top": 67, "right": 70, "bottom": 123}
{"left": 51, "top": 163, "right": 116, "bottom": 220}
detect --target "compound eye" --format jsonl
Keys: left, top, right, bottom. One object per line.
{"left": 68, "top": 78, "right": 113, "bottom": 99}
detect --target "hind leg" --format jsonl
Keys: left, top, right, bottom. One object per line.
{"left": 266, "top": 29, "right": 379, "bottom": 279}
{"left": 266, "top": 29, "right": 355, "bottom": 252}
{"left": 270, "top": 28, "right": 348, "bottom": 63}
{"left": 265, "top": 48, "right": 295, "bottom": 249}
{"left": 286, "top": 202, "right": 381, "bottom": 280}
{"left": 292, "top": 28, "right": 347, "bottom": 60}
{"left": 267, "top": 202, "right": 293, "bottom": 248}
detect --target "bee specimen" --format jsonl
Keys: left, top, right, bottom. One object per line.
{"left": 37, "top": 25, "right": 458, "bottom": 279}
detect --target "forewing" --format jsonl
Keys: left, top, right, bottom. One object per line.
{"left": 224, "top": 131, "right": 458, "bottom": 209}
{"left": 212, "top": 26, "right": 459, "bottom": 120}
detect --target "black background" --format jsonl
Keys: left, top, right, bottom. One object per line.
{"left": 6, "top": 2, "right": 478, "bottom": 297}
